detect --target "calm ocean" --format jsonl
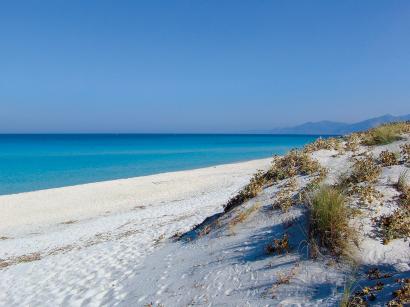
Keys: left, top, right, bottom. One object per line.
{"left": 0, "top": 134, "right": 319, "bottom": 195}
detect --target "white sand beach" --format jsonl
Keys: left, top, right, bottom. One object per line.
{"left": 0, "top": 158, "right": 271, "bottom": 306}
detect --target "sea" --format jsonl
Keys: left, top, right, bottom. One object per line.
{"left": 0, "top": 134, "right": 320, "bottom": 195}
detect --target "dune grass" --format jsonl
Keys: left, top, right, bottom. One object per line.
{"left": 309, "top": 186, "right": 354, "bottom": 256}
{"left": 363, "top": 123, "right": 407, "bottom": 146}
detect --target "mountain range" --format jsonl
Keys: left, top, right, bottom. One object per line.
{"left": 267, "top": 114, "right": 410, "bottom": 135}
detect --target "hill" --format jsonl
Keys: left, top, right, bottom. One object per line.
{"left": 268, "top": 113, "right": 410, "bottom": 135}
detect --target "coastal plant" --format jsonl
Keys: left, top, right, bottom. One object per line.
{"left": 396, "top": 171, "right": 408, "bottom": 195}
{"left": 15, "top": 252, "right": 41, "bottom": 264}
{"left": 396, "top": 171, "right": 410, "bottom": 210}
{"left": 380, "top": 171, "right": 410, "bottom": 244}
{"left": 224, "top": 149, "right": 323, "bottom": 212}
{"left": 272, "top": 177, "right": 298, "bottom": 211}
{"left": 401, "top": 143, "right": 410, "bottom": 164}
{"left": 362, "top": 122, "right": 410, "bottom": 146}
{"left": 344, "top": 134, "right": 361, "bottom": 152}
{"left": 378, "top": 150, "right": 399, "bottom": 166}
{"left": 265, "top": 233, "right": 291, "bottom": 255}
{"left": 334, "top": 157, "right": 382, "bottom": 204}
{"left": 230, "top": 203, "right": 260, "bottom": 228}
{"left": 224, "top": 170, "right": 267, "bottom": 212}
{"left": 267, "top": 150, "right": 322, "bottom": 181}
{"left": 388, "top": 278, "right": 410, "bottom": 306}
{"left": 303, "top": 137, "right": 342, "bottom": 153}
{"left": 308, "top": 186, "right": 354, "bottom": 256}
{"left": 380, "top": 209, "right": 410, "bottom": 244}
{"left": 351, "top": 185, "right": 383, "bottom": 205}
{"left": 350, "top": 154, "right": 381, "bottom": 183}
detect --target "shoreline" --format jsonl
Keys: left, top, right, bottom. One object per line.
{"left": 0, "top": 157, "right": 271, "bottom": 236}
{"left": 0, "top": 156, "right": 275, "bottom": 197}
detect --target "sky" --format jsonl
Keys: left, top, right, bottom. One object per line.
{"left": 0, "top": 1, "right": 409, "bottom": 133}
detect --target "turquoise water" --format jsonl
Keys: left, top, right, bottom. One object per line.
{"left": 0, "top": 134, "right": 319, "bottom": 195}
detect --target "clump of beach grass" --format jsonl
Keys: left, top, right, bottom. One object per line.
{"left": 309, "top": 186, "right": 355, "bottom": 256}
{"left": 362, "top": 122, "right": 410, "bottom": 146}
{"left": 396, "top": 171, "right": 408, "bottom": 194}
{"left": 395, "top": 171, "right": 410, "bottom": 210}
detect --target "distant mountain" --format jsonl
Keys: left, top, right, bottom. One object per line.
{"left": 268, "top": 114, "right": 410, "bottom": 135}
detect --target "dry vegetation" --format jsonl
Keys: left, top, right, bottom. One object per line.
{"left": 350, "top": 154, "right": 381, "bottom": 183}
{"left": 272, "top": 177, "right": 298, "bottom": 211}
{"left": 335, "top": 154, "right": 383, "bottom": 205}
{"left": 388, "top": 278, "right": 410, "bottom": 306}
{"left": 401, "top": 143, "right": 410, "bottom": 164}
{"left": 224, "top": 170, "right": 267, "bottom": 212}
{"left": 270, "top": 263, "right": 300, "bottom": 298}
{"left": 303, "top": 137, "right": 342, "bottom": 153}
{"left": 267, "top": 150, "right": 322, "bottom": 180}
{"left": 380, "top": 172, "right": 410, "bottom": 244}
{"left": 344, "top": 134, "right": 361, "bottom": 152}
{"left": 351, "top": 185, "right": 383, "bottom": 205}
{"left": 265, "top": 233, "right": 291, "bottom": 255}
{"left": 342, "top": 268, "right": 394, "bottom": 307}
{"left": 378, "top": 150, "right": 399, "bottom": 167}
{"left": 225, "top": 149, "right": 323, "bottom": 212}
{"left": 229, "top": 203, "right": 260, "bottom": 228}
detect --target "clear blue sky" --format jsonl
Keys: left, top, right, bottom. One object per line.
{"left": 1, "top": 1, "right": 409, "bottom": 133}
